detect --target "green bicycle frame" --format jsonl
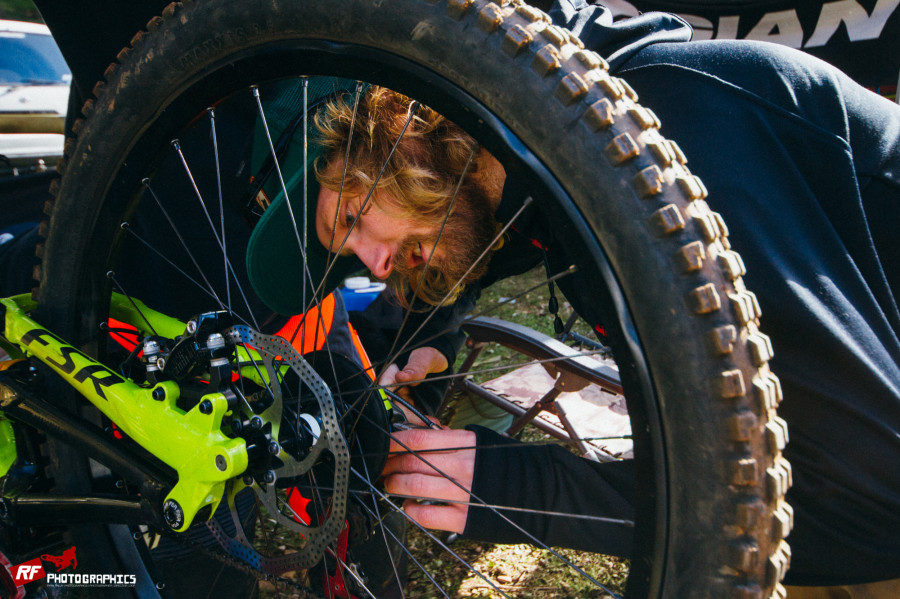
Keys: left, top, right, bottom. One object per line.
{"left": 1, "top": 293, "right": 248, "bottom": 532}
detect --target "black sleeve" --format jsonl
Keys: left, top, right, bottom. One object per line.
{"left": 462, "top": 426, "right": 635, "bottom": 557}
{"left": 615, "top": 41, "right": 900, "bottom": 585}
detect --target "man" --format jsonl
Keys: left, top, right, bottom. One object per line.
{"left": 11, "top": 1, "right": 900, "bottom": 596}
{"left": 370, "top": 2, "right": 900, "bottom": 598}
{"left": 242, "top": 33, "right": 899, "bottom": 592}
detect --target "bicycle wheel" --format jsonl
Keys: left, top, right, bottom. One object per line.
{"left": 33, "top": 1, "right": 790, "bottom": 597}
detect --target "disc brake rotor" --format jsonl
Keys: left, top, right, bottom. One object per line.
{"left": 202, "top": 325, "right": 351, "bottom": 574}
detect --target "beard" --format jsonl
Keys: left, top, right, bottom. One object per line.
{"left": 387, "top": 190, "right": 500, "bottom": 308}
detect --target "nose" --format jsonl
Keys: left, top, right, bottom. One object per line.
{"left": 353, "top": 240, "right": 394, "bottom": 279}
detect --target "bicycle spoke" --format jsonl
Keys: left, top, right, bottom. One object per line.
{"left": 87, "top": 74, "right": 636, "bottom": 598}
{"left": 308, "top": 101, "right": 421, "bottom": 311}
{"left": 105, "top": 270, "right": 159, "bottom": 336}
{"left": 208, "top": 107, "right": 232, "bottom": 314}
{"left": 171, "top": 138, "right": 261, "bottom": 329}
{"left": 350, "top": 469, "right": 515, "bottom": 599}
{"left": 251, "top": 85, "right": 319, "bottom": 312}
{"left": 140, "top": 181, "right": 227, "bottom": 312}
{"left": 375, "top": 196, "right": 535, "bottom": 376}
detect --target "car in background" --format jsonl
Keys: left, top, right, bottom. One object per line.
{"left": 0, "top": 19, "right": 70, "bottom": 178}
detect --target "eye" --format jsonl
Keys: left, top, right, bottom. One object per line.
{"left": 344, "top": 209, "right": 356, "bottom": 228}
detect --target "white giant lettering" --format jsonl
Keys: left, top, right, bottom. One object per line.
{"left": 805, "top": 0, "right": 899, "bottom": 47}
{"left": 746, "top": 9, "right": 805, "bottom": 47}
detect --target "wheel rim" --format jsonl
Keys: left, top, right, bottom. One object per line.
{"left": 44, "top": 42, "right": 669, "bottom": 599}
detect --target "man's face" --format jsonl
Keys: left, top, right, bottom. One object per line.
{"left": 315, "top": 184, "right": 443, "bottom": 281}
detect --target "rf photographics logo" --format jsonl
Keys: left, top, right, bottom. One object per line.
{"left": 10, "top": 546, "right": 137, "bottom": 591}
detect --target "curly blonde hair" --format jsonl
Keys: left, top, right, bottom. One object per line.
{"left": 314, "top": 85, "right": 501, "bottom": 306}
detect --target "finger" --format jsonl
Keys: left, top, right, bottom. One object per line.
{"left": 387, "top": 428, "right": 475, "bottom": 455}
{"left": 378, "top": 363, "right": 402, "bottom": 389}
{"left": 393, "top": 367, "right": 421, "bottom": 386}
{"left": 382, "top": 446, "right": 475, "bottom": 479}
{"left": 383, "top": 472, "right": 471, "bottom": 504}
{"left": 394, "top": 347, "right": 449, "bottom": 386}
{"left": 402, "top": 498, "right": 469, "bottom": 534}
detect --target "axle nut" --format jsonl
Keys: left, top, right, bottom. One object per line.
{"left": 163, "top": 499, "right": 184, "bottom": 529}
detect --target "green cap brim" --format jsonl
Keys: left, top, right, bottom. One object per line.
{"left": 246, "top": 77, "right": 368, "bottom": 315}
{"left": 246, "top": 153, "right": 362, "bottom": 316}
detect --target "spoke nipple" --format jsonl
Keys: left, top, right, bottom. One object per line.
{"left": 119, "top": 221, "right": 130, "bottom": 230}
{"left": 132, "top": 531, "right": 142, "bottom": 541}
{"left": 155, "top": 582, "right": 166, "bottom": 591}
{"left": 199, "top": 399, "right": 213, "bottom": 414}
{"left": 171, "top": 139, "right": 180, "bottom": 149}
{"left": 141, "top": 177, "right": 150, "bottom": 185}
{"left": 106, "top": 270, "right": 115, "bottom": 279}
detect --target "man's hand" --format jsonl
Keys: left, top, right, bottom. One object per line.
{"left": 378, "top": 346, "right": 448, "bottom": 407}
{"left": 382, "top": 428, "right": 476, "bottom": 534}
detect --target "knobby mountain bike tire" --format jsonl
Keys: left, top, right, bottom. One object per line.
{"left": 32, "top": 1, "right": 791, "bottom": 598}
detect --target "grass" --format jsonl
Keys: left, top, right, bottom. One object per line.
{"left": 404, "top": 530, "right": 628, "bottom": 598}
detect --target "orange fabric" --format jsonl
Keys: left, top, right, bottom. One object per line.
{"left": 274, "top": 293, "right": 336, "bottom": 355}
{"left": 348, "top": 321, "right": 376, "bottom": 381}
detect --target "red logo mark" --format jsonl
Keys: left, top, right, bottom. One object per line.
{"left": 10, "top": 558, "right": 45, "bottom": 585}
{"left": 40, "top": 546, "right": 77, "bottom": 572}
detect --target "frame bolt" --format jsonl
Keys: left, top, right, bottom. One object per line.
{"left": 152, "top": 387, "right": 166, "bottom": 401}
{"left": 249, "top": 416, "right": 263, "bottom": 430}
{"left": 199, "top": 399, "right": 213, "bottom": 414}
{"left": 215, "top": 455, "right": 227, "bottom": 471}
{"left": 163, "top": 499, "right": 184, "bottom": 529}
{"left": 263, "top": 470, "right": 276, "bottom": 484}
{"left": 206, "top": 333, "right": 225, "bottom": 350}
{"left": 242, "top": 474, "right": 254, "bottom": 486}
{"left": 267, "top": 440, "right": 281, "bottom": 456}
